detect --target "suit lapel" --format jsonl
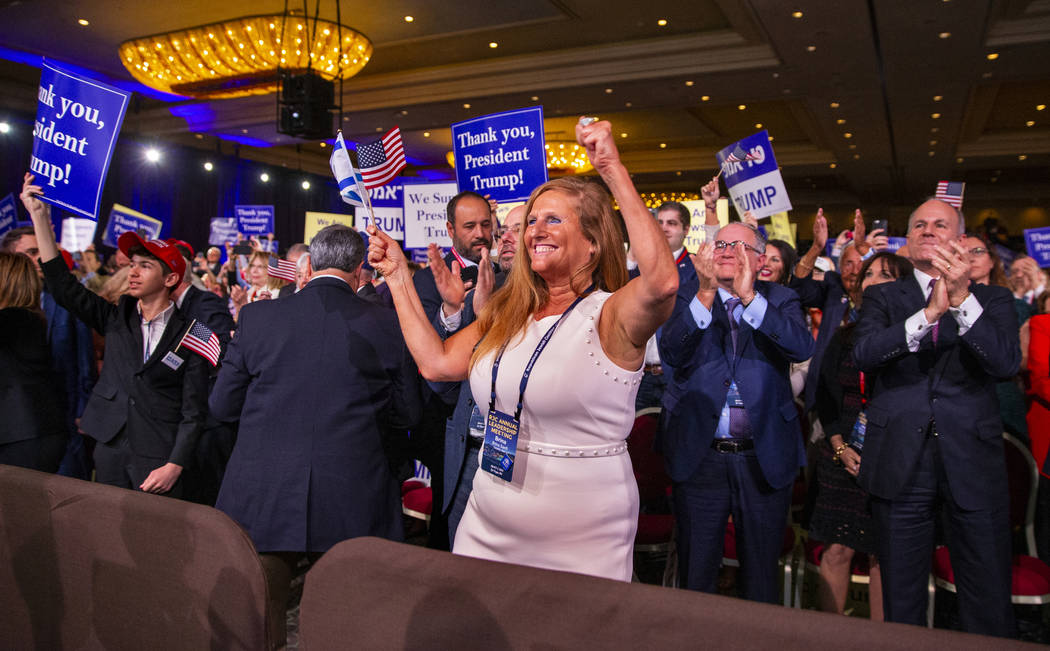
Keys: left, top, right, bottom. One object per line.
{"left": 141, "top": 306, "right": 186, "bottom": 370}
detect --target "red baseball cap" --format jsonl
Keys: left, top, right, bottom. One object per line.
{"left": 117, "top": 231, "right": 187, "bottom": 279}
{"left": 165, "top": 238, "right": 195, "bottom": 259}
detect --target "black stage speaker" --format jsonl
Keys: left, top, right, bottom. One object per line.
{"left": 277, "top": 71, "right": 336, "bottom": 140}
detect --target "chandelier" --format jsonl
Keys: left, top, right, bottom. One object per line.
{"left": 545, "top": 141, "right": 593, "bottom": 174}
{"left": 119, "top": 14, "right": 372, "bottom": 99}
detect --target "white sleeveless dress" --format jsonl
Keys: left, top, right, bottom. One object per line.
{"left": 453, "top": 292, "right": 642, "bottom": 581}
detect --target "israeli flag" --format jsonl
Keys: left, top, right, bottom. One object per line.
{"left": 329, "top": 132, "right": 370, "bottom": 208}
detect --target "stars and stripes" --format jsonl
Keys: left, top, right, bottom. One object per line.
{"left": 935, "top": 181, "right": 965, "bottom": 209}
{"left": 357, "top": 127, "right": 406, "bottom": 190}
{"left": 179, "top": 319, "right": 221, "bottom": 366}
{"left": 330, "top": 131, "right": 371, "bottom": 208}
{"left": 267, "top": 255, "right": 297, "bottom": 282}
{"left": 724, "top": 144, "right": 757, "bottom": 164}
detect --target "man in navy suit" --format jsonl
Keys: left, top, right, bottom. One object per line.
{"left": 209, "top": 224, "right": 421, "bottom": 647}
{"left": 853, "top": 199, "right": 1019, "bottom": 636}
{"left": 658, "top": 222, "right": 813, "bottom": 602}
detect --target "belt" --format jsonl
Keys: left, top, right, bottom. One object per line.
{"left": 644, "top": 364, "right": 663, "bottom": 376}
{"left": 519, "top": 440, "right": 628, "bottom": 458}
{"left": 711, "top": 438, "right": 754, "bottom": 453}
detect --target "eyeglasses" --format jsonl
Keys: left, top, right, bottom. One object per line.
{"left": 714, "top": 240, "right": 759, "bottom": 253}
{"left": 968, "top": 247, "right": 988, "bottom": 256}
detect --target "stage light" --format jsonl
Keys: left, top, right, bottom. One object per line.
{"left": 301, "top": 180, "right": 311, "bottom": 190}
{"left": 145, "top": 148, "right": 161, "bottom": 163}
{"left": 260, "top": 172, "right": 270, "bottom": 182}
{"left": 0, "top": 122, "right": 10, "bottom": 134}
{"left": 203, "top": 161, "right": 214, "bottom": 171}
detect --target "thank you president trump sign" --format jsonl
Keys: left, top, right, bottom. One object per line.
{"left": 31, "top": 59, "right": 130, "bottom": 220}
{"left": 451, "top": 106, "right": 547, "bottom": 203}
{"left": 716, "top": 130, "right": 792, "bottom": 220}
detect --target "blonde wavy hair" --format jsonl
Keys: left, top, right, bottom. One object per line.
{"left": 470, "top": 177, "right": 628, "bottom": 368}
{"left": 249, "top": 250, "right": 287, "bottom": 291}
{"left": 0, "top": 251, "right": 42, "bottom": 311}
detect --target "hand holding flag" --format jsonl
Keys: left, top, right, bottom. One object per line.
{"left": 330, "top": 132, "right": 371, "bottom": 208}
{"left": 179, "top": 319, "right": 221, "bottom": 366}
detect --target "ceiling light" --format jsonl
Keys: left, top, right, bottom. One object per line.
{"left": 738, "top": 104, "right": 746, "bottom": 110}
{"left": 78, "top": 19, "right": 90, "bottom": 26}
{"left": 659, "top": 143, "right": 667, "bottom": 149}
{"left": 931, "top": 113, "right": 941, "bottom": 119}
{"left": 844, "top": 132, "right": 853, "bottom": 138}
{"left": 625, "top": 101, "right": 633, "bottom": 107}
{"left": 463, "top": 103, "right": 471, "bottom": 109}
{"left": 423, "top": 131, "right": 431, "bottom": 138}
{"left": 701, "top": 95, "right": 710, "bottom": 102}
{"left": 939, "top": 32, "right": 951, "bottom": 39}
{"left": 930, "top": 140, "right": 938, "bottom": 145}
{"left": 544, "top": 141, "right": 592, "bottom": 174}
{"left": 657, "top": 19, "right": 668, "bottom": 26}
{"left": 301, "top": 180, "right": 311, "bottom": 190}
{"left": 956, "top": 157, "right": 964, "bottom": 163}
{"left": 0, "top": 122, "right": 9, "bottom": 134}
{"left": 853, "top": 154, "right": 860, "bottom": 160}
{"left": 203, "top": 161, "right": 213, "bottom": 171}
{"left": 768, "top": 136, "right": 774, "bottom": 141}
{"left": 928, "top": 151, "right": 935, "bottom": 157}
{"left": 829, "top": 163, "right": 837, "bottom": 169}
{"left": 489, "top": 42, "right": 498, "bottom": 48}
{"left": 685, "top": 80, "right": 694, "bottom": 86}
{"left": 676, "top": 171, "right": 682, "bottom": 176}
{"left": 404, "top": 16, "right": 413, "bottom": 22}
{"left": 319, "top": 141, "right": 327, "bottom": 148}
{"left": 933, "top": 95, "right": 943, "bottom": 101}
{"left": 1037, "top": 104, "right": 1046, "bottom": 111}
{"left": 1027, "top": 121, "right": 1035, "bottom": 127}
{"left": 1019, "top": 154, "right": 1028, "bottom": 160}
{"left": 375, "top": 126, "right": 383, "bottom": 132}
{"left": 605, "top": 88, "right": 613, "bottom": 94}
{"left": 806, "top": 45, "right": 816, "bottom": 52}
{"left": 260, "top": 172, "right": 270, "bottom": 182}
{"left": 792, "top": 11, "right": 803, "bottom": 18}
{"left": 530, "top": 96, "right": 539, "bottom": 101}
{"left": 145, "top": 148, "right": 161, "bottom": 163}
{"left": 620, "top": 132, "right": 628, "bottom": 138}
{"left": 986, "top": 52, "right": 999, "bottom": 60}
{"left": 836, "top": 119, "right": 846, "bottom": 125}
{"left": 830, "top": 102, "right": 840, "bottom": 108}
{"left": 119, "top": 15, "right": 372, "bottom": 99}
{"left": 754, "top": 123, "right": 763, "bottom": 129}
{"left": 931, "top": 127, "right": 939, "bottom": 133}
{"left": 849, "top": 144, "right": 857, "bottom": 149}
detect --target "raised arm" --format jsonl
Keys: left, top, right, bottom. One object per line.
{"left": 367, "top": 225, "right": 481, "bottom": 382}
{"left": 586, "top": 120, "right": 677, "bottom": 369}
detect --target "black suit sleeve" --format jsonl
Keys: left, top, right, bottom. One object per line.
{"left": 788, "top": 273, "right": 832, "bottom": 310}
{"left": 852, "top": 284, "right": 911, "bottom": 372}
{"left": 170, "top": 353, "right": 209, "bottom": 467}
{"left": 958, "top": 285, "right": 1021, "bottom": 380}
{"left": 208, "top": 305, "right": 256, "bottom": 423}
{"left": 41, "top": 257, "right": 116, "bottom": 335}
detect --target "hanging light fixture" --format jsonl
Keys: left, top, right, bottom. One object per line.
{"left": 545, "top": 141, "right": 593, "bottom": 174}
{"left": 119, "top": 14, "right": 372, "bottom": 99}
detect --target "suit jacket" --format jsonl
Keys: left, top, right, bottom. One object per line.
{"left": 413, "top": 251, "right": 501, "bottom": 324}
{"left": 210, "top": 276, "right": 422, "bottom": 552}
{"left": 657, "top": 278, "right": 813, "bottom": 488}
{"left": 41, "top": 289, "right": 95, "bottom": 426}
{"left": 789, "top": 271, "right": 850, "bottom": 412}
{"left": 0, "top": 308, "right": 67, "bottom": 445}
{"left": 852, "top": 277, "right": 1020, "bottom": 510}
{"left": 41, "top": 258, "right": 209, "bottom": 467}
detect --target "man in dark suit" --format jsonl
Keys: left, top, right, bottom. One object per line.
{"left": 209, "top": 224, "right": 421, "bottom": 647}
{"left": 658, "top": 222, "right": 813, "bottom": 602}
{"left": 21, "top": 174, "right": 209, "bottom": 498}
{"left": 409, "top": 189, "right": 498, "bottom": 549}
{"left": 853, "top": 198, "right": 1019, "bottom": 636}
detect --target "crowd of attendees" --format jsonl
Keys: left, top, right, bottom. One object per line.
{"left": 2, "top": 140, "right": 1049, "bottom": 643}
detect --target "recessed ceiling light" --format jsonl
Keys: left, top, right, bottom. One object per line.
{"left": 1038, "top": 104, "right": 1046, "bottom": 111}
{"left": 701, "top": 95, "right": 710, "bottom": 101}
{"left": 531, "top": 96, "right": 539, "bottom": 101}
{"left": 620, "top": 132, "right": 628, "bottom": 138}
{"left": 659, "top": 143, "right": 667, "bottom": 149}
{"left": 933, "top": 95, "right": 943, "bottom": 101}
{"left": 939, "top": 32, "right": 951, "bottom": 39}
{"left": 657, "top": 19, "right": 668, "bottom": 26}
{"left": 489, "top": 42, "right": 498, "bottom": 48}
{"left": 203, "top": 161, "right": 213, "bottom": 171}
{"left": 241, "top": 129, "right": 248, "bottom": 134}
{"left": 605, "top": 88, "right": 613, "bottom": 94}
{"left": 1019, "top": 154, "right": 1028, "bottom": 160}
{"left": 806, "top": 45, "right": 816, "bottom": 52}
{"left": 836, "top": 119, "right": 846, "bottom": 125}
{"left": 676, "top": 171, "right": 682, "bottom": 176}
{"left": 301, "top": 180, "right": 311, "bottom": 190}
{"left": 830, "top": 102, "right": 840, "bottom": 108}
{"left": 844, "top": 132, "right": 853, "bottom": 138}
{"left": 1027, "top": 120, "right": 1035, "bottom": 127}
{"left": 792, "top": 11, "right": 803, "bottom": 18}
{"left": 982, "top": 72, "right": 993, "bottom": 78}
{"left": 463, "top": 103, "right": 471, "bottom": 109}
{"left": 423, "top": 131, "right": 431, "bottom": 138}
{"left": 849, "top": 144, "right": 857, "bottom": 149}
{"left": 931, "top": 113, "right": 941, "bottom": 119}
{"left": 625, "top": 101, "right": 632, "bottom": 107}
{"left": 930, "top": 140, "right": 938, "bottom": 145}
{"left": 375, "top": 126, "right": 383, "bottom": 132}
{"left": 319, "top": 141, "right": 327, "bottom": 148}
{"left": 853, "top": 154, "right": 860, "bottom": 159}
{"left": 769, "top": 136, "right": 774, "bottom": 141}
{"left": 829, "top": 163, "right": 837, "bottom": 169}
{"left": 404, "top": 16, "right": 413, "bottom": 22}
{"left": 928, "top": 151, "right": 936, "bottom": 157}
{"left": 987, "top": 52, "right": 999, "bottom": 60}
{"left": 194, "top": 133, "right": 204, "bottom": 140}
{"left": 399, "top": 109, "right": 408, "bottom": 116}
{"left": 931, "top": 127, "right": 940, "bottom": 133}
{"left": 77, "top": 18, "right": 90, "bottom": 26}
{"left": 260, "top": 172, "right": 270, "bottom": 182}
{"left": 685, "top": 80, "right": 694, "bottom": 86}
{"left": 956, "top": 157, "right": 964, "bottom": 163}
{"left": 738, "top": 104, "right": 746, "bottom": 110}
{"left": 754, "top": 123, "right": 763, "bottom": 129}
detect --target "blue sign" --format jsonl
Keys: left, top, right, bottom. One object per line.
{"left": 102, "top": 204, "right": 163, "bottom": 248}
{"left": 451, "top": 106, "right": 548, "bottom": 203}
{"left": 0, "top": 193, "right": 18, "bottom": 236}
{"left": 234, "top": 205, "right": 274, "bottom": 237}
{"left": 716, "top": 130, "right": 792, "bottom": 219}
{"left": 885, "top": 237, "right": 907, "bottom": 252}
{"left": 30, "top": 59, "right": 130, "bottom": 220}
{"left": 209, "top": 217, "right": 239, "bottom": 246}
{"left": 1024, "top": 226, "right": 1050, "bottom": 268}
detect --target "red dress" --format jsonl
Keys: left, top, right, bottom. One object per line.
{"left": 1027, "top": 314, "right": 1050, "bottom": 478}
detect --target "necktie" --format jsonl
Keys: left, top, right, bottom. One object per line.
{"left": 725, "top": 297, "right": 742, "bottom": 350}
{"left": 927, "top": 279, "right": 939, "bottom": 346}
{"left": 724, "top": 297, "right": 751, "bottom": 437}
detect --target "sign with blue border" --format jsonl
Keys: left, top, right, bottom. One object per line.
{"left": 0, "top": 193, "right": 18, "bottom": 236}
{"left": 30, "top": 59, "right": 130, "bottom": 220}
{"left": 451, "top": 106, "right": 548, "bottom": 203}
{"left": 102, "top": 204, "right": 162, "bottom": 247}
{"left": 716, "top": 130, "right": 792, "bottom": 220}
{"left": 209, "top": 217, "right": 239, "bottom": 246}
{"left": 1024, "top": 226, "right": 1050, "bottom": 268}
{"left": 234, "top": 205, "right": 274, "bottom": 238}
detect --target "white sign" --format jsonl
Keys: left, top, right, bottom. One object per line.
{"left": 355, "top": 206, "right": 404, "bottom": 240}
{"left": 60, "top": 216, "right": 97, "bottom": 251}
{"left": 402, "top": 182, "right": 458, "bottom": 249}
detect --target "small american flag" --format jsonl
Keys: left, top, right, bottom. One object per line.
{"left": 358, "top": 127, "right": 406, "bottom": 190}
{"left": 724, "top": 144, "right": 757, "bottom": 164}
{"left": 268, "top": 255, "right": 297, "bottom": 282}
{"left": 935, "top": 181, "right": 965, "bottom": 209}
{"left": 180, "top": 320, "right": 221, "bottom": 366}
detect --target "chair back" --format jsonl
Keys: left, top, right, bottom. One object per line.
{"left": 1003, "top": 431, "right": 1039, "bottom": 557}
{"left": 627, "top": 407, "right": 670, "bottom": 504}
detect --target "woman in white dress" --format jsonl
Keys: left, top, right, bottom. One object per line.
{"left": 367, "top": 119, "right": 678, "bottom": 581}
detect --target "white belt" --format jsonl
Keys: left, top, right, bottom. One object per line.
{"left": 518, "top": 440, "right": 628, "bottom": 458}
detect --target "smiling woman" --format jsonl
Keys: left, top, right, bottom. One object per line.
{"left": 366, "top": 118, "right": 677, "bottom": 581}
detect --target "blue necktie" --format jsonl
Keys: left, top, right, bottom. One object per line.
{"left": 726, "top": 297, "right": 741, "bottom": 351}
{"left": 724, "top": 297, "right": 751, "bottom": 437}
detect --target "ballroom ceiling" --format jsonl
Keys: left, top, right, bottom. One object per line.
{"left": 0, "top": 0, "right": 1048, "bottom": 217}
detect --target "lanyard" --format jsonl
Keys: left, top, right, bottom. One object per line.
{"left": 450, "top": 247, "right": 471, "bottom": 270}
{"left": 490, "top": 285, "right": 594, "bottom": 421}
{"left": 675, "top": 249, "right": 689, "bottom": 265}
